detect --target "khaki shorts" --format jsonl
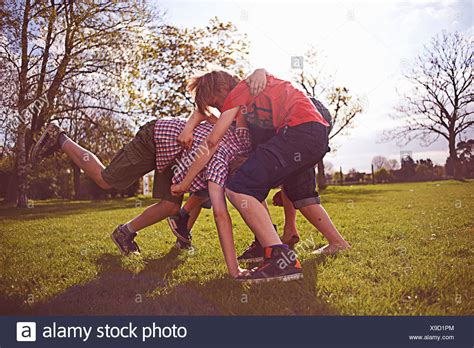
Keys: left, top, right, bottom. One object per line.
{"left": 101, "top": 121, "right": 183, "bottom": 204}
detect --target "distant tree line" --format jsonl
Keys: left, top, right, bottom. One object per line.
{"left": 324, "top": 139, "right": 473, "bottom": 186}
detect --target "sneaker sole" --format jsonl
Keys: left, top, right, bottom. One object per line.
{"left": 110, "top": 233, "right": 128, "bottom": 256}
{"left": 167, "top": 217, "right": 192, "bottom": 244}
{"left": 31, "top": 127, "right": 52, "bottom": 164}
{"left": 237, "top": 272, "right": 304, "bottom": 284}
{"left": 31, "top": 124, "right": 63, "bottom": 164}
{"left": 238, "top": 256, "right": 264, "bottom": 263}
{"left": 174, "top": 241, "right": 194, "bottom": 251}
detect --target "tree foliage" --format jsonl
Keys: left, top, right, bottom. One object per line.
{"left": 0, "top": 1, "right": 249, "bottom": 204}
{"left": 293, "top": 47, "right": 364, "bottom": 189}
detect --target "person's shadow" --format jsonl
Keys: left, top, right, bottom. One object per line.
{"left": 32, "top": 250, "right": 336, "bottom": 316}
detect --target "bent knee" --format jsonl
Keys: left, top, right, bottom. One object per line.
{"left": 97, "top": 179, "right": 113, "bottom": 190}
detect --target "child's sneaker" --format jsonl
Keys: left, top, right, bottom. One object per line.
{"left": 111, "top": 225, "right": 141, "bottom": 256}
{"left": 31, "top": 122, "right": 65, "bottom": 164}
{"left": 237, "top": 245, "right": 303, "bottom": 283}
{"left": 174, "top": 238, "right": 192, "bottom": 250}
{"left": 237, "top": 224, "right": 278, "bottom": 263}
{"left": 167, "top": 210, "right": 192, "bottom": 244}
{"left": 237, "top": 239, "right": 263, "bottom": 263}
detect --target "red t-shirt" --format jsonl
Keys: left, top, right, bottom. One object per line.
{"left": 221, "top": 74, "right": 329, "bottom": 131}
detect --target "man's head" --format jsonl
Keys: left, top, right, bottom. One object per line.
{"left": 188, "top": 70, "right": 240, "bottom": 116}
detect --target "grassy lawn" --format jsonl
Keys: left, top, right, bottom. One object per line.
{"left": 0, "top": 180, "right": 472, "bottom": 316}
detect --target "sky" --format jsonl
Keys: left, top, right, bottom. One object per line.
{"left": 156, "top": 0, "right": 473, "bottom": 172}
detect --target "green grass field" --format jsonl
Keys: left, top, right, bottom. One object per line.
{"left": 1, "top": 180, "right": 472, "bottom": 316}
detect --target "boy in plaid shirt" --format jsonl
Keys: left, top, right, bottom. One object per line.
{"left": 163, "top": 114, "right": 252, "bottom": 278}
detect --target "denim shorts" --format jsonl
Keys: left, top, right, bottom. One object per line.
{"left": 226, "top": 121, "right": 329, "bottom": 208}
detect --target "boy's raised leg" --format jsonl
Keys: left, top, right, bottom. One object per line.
{"left": 31, "top": 122, "right": 112, "bottom": 189}
{"left": 61, "top": 139, "right": 112, "bottom": 189}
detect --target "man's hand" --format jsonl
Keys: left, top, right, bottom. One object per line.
{"left": 246, "top": 68, "right": 267, "bottom": 96}
{"left": 177, "top": 128, "right": 193, "bottom": 149}
{"left": 171, "top": 183, "right": 188, "bottom": 196}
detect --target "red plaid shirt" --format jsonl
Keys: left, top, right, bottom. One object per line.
{"left": 154, "top": 118, "right": 213, "bottom": 172}
{"left": 154, "top": 118, "right": 251, "bottom": 192}
{"left": 172, "top": 127, "right": 251, "bottom": 192}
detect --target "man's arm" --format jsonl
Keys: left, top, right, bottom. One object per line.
{"left": 171, "top": 106, "right": 240, "bottom": 195}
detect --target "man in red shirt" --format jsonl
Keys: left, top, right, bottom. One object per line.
{"left": 172, "top": 69, "right": 351, "bottom": 283}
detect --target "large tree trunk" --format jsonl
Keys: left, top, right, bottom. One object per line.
{"left": 449, "top": 133, "right": 463, "bottom": 180}
{"left": 15, "top": 0, "right": 31, "bottom": 208}
{"left": 5, "top": 170, "right": 18, "bottom": 203}
{"left": 72, "top": 162, "right": 83, "bottom": 200}
{"left": 317, "top": 161, "right": 327, "bottom": 191}
{"left": 15, "top": 124, "right": 28, "bottom": 207}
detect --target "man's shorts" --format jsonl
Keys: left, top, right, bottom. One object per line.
{"left": 226, "top": 121, "right": 329, "bottom": 209}
{"left": 101, "top": 121, "right": 183, "bottom": 204}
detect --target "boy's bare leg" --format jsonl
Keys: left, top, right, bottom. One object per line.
{"left": 187, "top": 205, "right": 202, "bottom": 230}
{"left": 281, "top": 190, "right": 300, "bottom": 244}
{"left": 181, "top": 194, "right": 208, "bottom": 216}
{"left": 166, "top": 193, "right": 209, "bottom": 245}
{"left": 61, "top": 140, "right": 111, "bottom": 190}
{"left": 225, "top": 189, "right": 282, "bottom": 247}
{"left": 124, "top": 198, "right": 202, "bottom": 232}
{"left": 299, "top": 204, "right": 351, "bottom": 254}
{"left": 127, "top": 200, "right": 180, "bottom": 232}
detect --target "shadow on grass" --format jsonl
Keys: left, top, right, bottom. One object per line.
{"left": 3, "top": 251, "right": 335, "bottom": 316}
{"left": 0, "top": 198, "right": 158, "bottom": 222}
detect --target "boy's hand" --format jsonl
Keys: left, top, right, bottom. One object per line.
{"left": 246, "top": 68, "right": 267, "bottom": 96}
{"left": 231, "top": 267, "right": 250, "bottom": 279}
{"left": 177, "top": 129, "right": 194, "bottom": 149}
{"left": 170, "top": 183, "right": 187, "bottom": 196}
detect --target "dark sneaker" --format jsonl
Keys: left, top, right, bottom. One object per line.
{"left": 111, "top": 225, "right": 140, "bottom": 256}
{"left": 237, "top": 245, "right": 303, "bottom": 283}
{"left": 237, "top": 240, "right": 263, "bottom": 263}
{"left": 238, "top": 224, "right": 278, "bottom": 263}
{"left": 174, "top": 237, "right": 192, "bottom": 250}
{"left": 31, "top": 122, "right": 65, "bottom": 164}
{"left": 167, "top": 214, "right": 192, "bottom": 244}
